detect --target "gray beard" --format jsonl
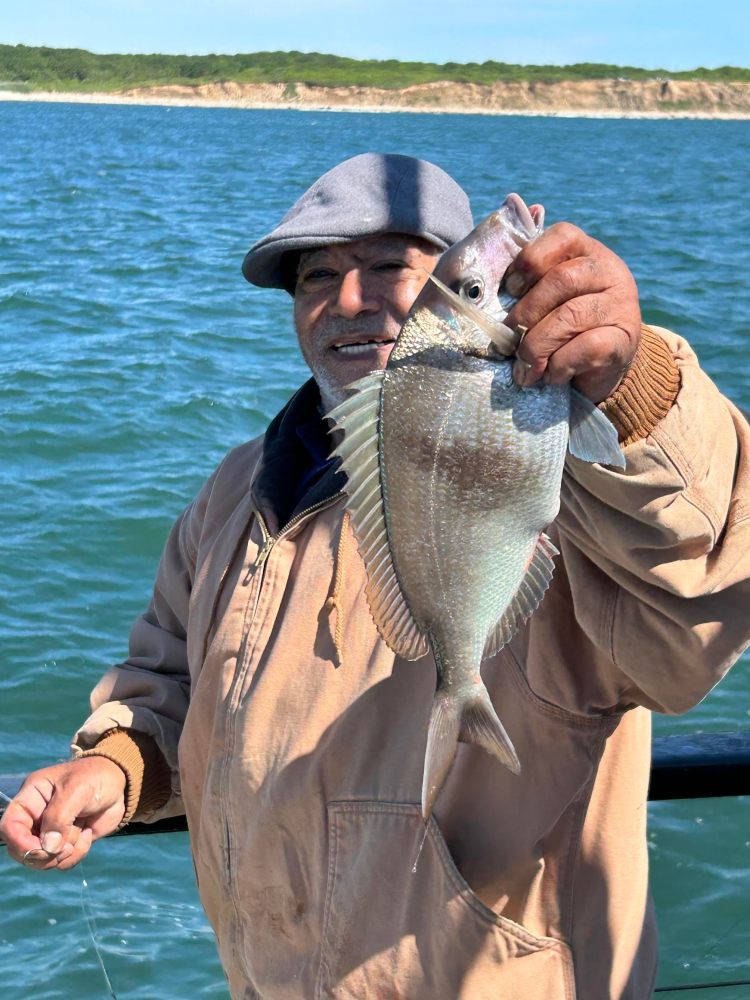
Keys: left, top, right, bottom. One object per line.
{"left": 317, "top": 377, "right": 347, "bottom": 415}
{"left": 302, "top": 313, "right": 403, "bottom": 415}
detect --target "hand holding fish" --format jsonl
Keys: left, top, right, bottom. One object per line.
{"left": 503, "top": 222, "right": 642, "bottom": 403}
{"left": 328, "top": 195, "right": 626, "bottom": 819}
{"left": 0, "top": 758, "right": 126, "bottom": 870}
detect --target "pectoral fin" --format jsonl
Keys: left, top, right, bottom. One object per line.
{"left": 568, "top": 389, "right": 626, "bottom": 469}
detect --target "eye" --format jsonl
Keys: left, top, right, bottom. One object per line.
{"left": 372, "top": 260, "right": 408, "bottom": 273}
{"left": 460, "top": 277, "right": 484, "bottom": 302}
{"left": 299, "top": 267, "right": 337, "bottom": 287}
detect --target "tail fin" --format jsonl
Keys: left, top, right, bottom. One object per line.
{"left": 421, "top": 687, "right": 521, "bottom": 819}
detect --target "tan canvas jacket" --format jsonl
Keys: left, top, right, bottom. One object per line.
{"left": 74, "top": 327, "right": 750, "bottom": 1000}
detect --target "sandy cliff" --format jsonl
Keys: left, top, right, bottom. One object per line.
{"left": 121, "top": 77, "right": 750, "bottom": 117}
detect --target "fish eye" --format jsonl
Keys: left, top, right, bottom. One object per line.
{"left": 461, "top": 277, "right": 484, "bottom": 302}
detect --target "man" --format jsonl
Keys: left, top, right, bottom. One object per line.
{"left": 2, "top": 153, "right": 749, "bottom": 999}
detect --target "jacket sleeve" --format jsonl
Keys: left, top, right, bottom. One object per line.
{"left": 71, "top": 471, "right": 214, "bottom": 822}
{"left": 557, "top": 325, "right": 750, "bottom": 714}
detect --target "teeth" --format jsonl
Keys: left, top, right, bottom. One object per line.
{"left": 333, "top": 341, "right": 394, "bottom": 356}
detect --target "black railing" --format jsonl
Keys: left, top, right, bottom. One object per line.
{"left": 2, "top": 730, "right": 749, "bottom": 835}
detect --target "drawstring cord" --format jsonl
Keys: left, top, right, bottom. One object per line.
{"left": 325, "top": 510, "right": 351, "bottom": 668}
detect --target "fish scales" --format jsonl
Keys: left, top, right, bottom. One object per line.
{"left": 328, "top": 193, "right": 625, "bottom": 819}
{"left": 381, "top": 323, "right": 568, "bottom": 670}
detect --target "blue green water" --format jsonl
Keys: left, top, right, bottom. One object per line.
{"left": 1, "top": 102, "right": 749, "bottom": 997}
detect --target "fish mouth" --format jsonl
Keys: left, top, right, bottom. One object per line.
{"left": 330, "top": 337, "right": 397, "bottom": 357}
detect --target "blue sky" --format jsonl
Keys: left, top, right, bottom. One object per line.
{"left": 2, "top": 0, "right": 748, "bottom": 70}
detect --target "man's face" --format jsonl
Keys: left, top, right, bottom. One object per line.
{"left": 293, "top": 234, "right": 440, "bottom": 411}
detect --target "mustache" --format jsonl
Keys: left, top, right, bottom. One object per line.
{"left": 314, "top": 314, "right": 403, "bottom": 344}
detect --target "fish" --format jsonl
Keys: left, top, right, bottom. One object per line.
{"left": 326, "top": 194, "right": 625, "bottom": 819}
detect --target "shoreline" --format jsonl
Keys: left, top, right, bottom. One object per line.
{"left": 2, "top": 88, "right": 750, "bottom": 120}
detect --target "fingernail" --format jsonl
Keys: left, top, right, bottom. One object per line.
{"left": 505, "top": 273, "right": 525, "bottom": 298}
{"left": 41, "top": 832, "right": 62, "bottom": 853}
{"left": 22, "top": 849, "right": 51, "bottom": 866}
{"left": 513, "top": 358, "right": 534, "bottom": 387}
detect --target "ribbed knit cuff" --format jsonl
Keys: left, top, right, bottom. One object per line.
{"left": 600, "top": 325, "right": 681, "bottom": 447}
{"left": 78, "top": 729, "right": 172, "bottom": 827}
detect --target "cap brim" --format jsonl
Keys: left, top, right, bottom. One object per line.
{"left": 242, "top": 230, "right": 452, "bottom": 289}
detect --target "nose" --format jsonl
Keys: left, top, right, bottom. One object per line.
{"left": 331, "top": 267, "right": 379, "bottom": 319}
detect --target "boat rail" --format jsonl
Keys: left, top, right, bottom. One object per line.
{"left": 2, "top": 730, "right": 749, "bottom": 995}
{"left": 2, "top": 730, "right": 749, "bottom": 835}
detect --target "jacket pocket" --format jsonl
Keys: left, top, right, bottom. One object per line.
{"left": 316, "top": 801, "right": 576, "bottom": 1000}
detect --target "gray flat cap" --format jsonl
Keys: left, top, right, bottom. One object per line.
{"left": 242, "top": 152, "right": 473, "bottom": 290}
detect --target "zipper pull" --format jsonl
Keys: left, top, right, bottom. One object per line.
{"left": 254, "top": 538, "right": 273, "bottom": 569}
{"left": 243, "top": 515, "right": 273, "bottom": 584}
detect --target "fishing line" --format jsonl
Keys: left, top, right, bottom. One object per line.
{"left": 0, "top": 789, "right": 118, "bottom": 999}
{"left": 80, "top": 864, "right": 119, "bottom": 1000}
{"left": 411, "top": 821, "right": 430, "bottom": 874}
{"left": 654, "top": 978, "right": 750, "bottom": 991}
{"left": 0, "top": 788, "right": 14, "bottom": 842}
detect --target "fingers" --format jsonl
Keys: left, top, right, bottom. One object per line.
{"left": 38, "top": 770, "right": 103, "bottom": 854}
{"left": 504, "top": 222, "right": 592, "bottom": 299}
{"left": 37, "top": 760, "right": 126, "bottom": 862}
{"left": 55, "top": 827, "right": 94, "bottom": 871}
{"left": 512, "top": 289, "right": 634, "bottom": 373}
{"left": 40, "top": 816, "right": 86, "bottom": 866}
{"left": 0, "top": 777, "right": 56, "bottom": 862}
{"left": 546, "top": 327, "right": 634, "bottom": 401}
{"left": 10, "top": 826, "right": 93, "bottom": 872}
{"left": 7, "top": 818, "right": 93, "bottom": 872}
{"left": 502, "top": 222, "right": 641, "bottom": 402}
{"left": 1, "top": 758, "right": 126, "bottom": 872}
{"left": 506, "top": 254, "right": 609, "bottom": 331}
{"left": 16, "top": 849, "right": 61, "bottom": 871}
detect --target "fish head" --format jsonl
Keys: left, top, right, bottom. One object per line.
{"left": 440, "top": 193, "right": 543, "bottom": 304}
{"left": 391, "top": 194, "right": 543, "bottom": 363}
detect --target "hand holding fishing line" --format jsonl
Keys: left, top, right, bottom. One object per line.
{"left": 0, "top": 758, "right": 127, "bottom": 870}
{"left": 1, "top": 786, "right": 120, "bottom": 997}
{"left": 503, "top": 221, "right": 642, "bottom": 403}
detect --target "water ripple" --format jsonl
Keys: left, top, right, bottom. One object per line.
{"left": 1, "top": 102, "right": 748, "bottom": 996}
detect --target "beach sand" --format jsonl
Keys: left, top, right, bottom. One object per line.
{"left": 2, "top": 83, "right": 750, "bottom": 120}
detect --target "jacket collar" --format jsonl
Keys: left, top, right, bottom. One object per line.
{"left": 251, "top": 378, "right": 346, "bottom": 535}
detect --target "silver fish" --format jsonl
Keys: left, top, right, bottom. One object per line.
{"left": 327, "top": 194, "right": 625, "bottom": 819}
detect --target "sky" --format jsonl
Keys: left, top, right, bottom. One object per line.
{"left": 2, "top": 0, "right": 749, "bottom": 71}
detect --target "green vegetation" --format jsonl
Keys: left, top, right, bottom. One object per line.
{"left": 0, "top": 44, "right": 748, "bottom": 93}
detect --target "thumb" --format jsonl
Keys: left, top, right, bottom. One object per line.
{"left": 39, "top": 760, "right": 126, "bottom": 855}
{"left": 39, "top": 775, "right": 101, "bottom": 855}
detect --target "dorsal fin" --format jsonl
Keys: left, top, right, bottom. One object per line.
{"left": 327, "top": 373, "right": 429, "bottom": 661}
{"left": 482, "top": 533, "right": 559, "bottom": 660}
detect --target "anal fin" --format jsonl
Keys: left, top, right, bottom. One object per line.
{"left": 482, "top": 532, "right": 559, "bottom": 660}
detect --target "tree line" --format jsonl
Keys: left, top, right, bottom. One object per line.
{"left": 1, "top": 43, "right": 748, "bottom": 92}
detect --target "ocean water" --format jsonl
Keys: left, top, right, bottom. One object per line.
{"left": 0, "top": 101, "right": 749, "bottom": 998}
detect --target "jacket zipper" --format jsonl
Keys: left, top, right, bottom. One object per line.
{"left": 251, "top": 492, "right": 347, "bottom": 570}
{"left": 221, "top": 490, "right": 346, "bottom": 894}
{"left": 242, "top": 492, "right": 345, "bottom": 617}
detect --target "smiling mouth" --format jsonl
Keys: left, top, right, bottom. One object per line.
{"left": 331, "top": 338, "right": 396, "bottom": 356}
